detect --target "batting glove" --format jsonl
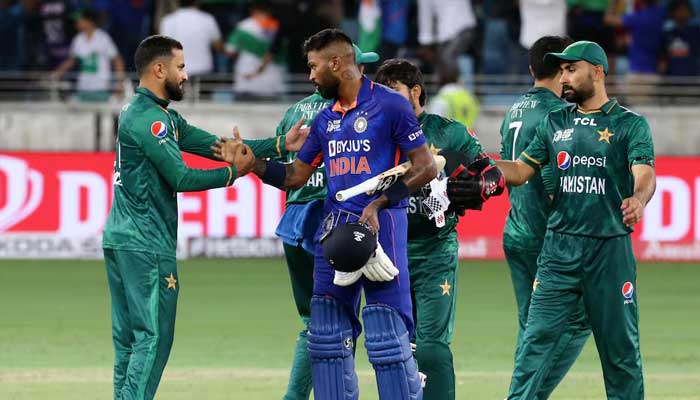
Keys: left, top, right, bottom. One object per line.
{"left": 333, "top": 270, "right": 363, "bottom": 287}
{"left": 361, "top": 242, "right": 399, "bottom": 282}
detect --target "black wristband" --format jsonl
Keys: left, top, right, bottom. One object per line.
{"left": 383, "top": 180, "right": 410, "bottom": 207}
{"left": 261, "top": 160, "right": 287, "bottom": 189}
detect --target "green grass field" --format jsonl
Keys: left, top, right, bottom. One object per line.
{"left": 1, "top": 259, "right": 699, "bottom": 399}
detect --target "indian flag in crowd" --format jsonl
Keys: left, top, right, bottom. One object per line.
{"left": 358, "top": 0, "right": 381, "bottom": 53}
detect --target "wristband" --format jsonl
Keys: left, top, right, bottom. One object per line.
{"left": 261, "top": 160, "right": 287, "bottom": 189}
{"left": 384, "top": 180, "right": 410, "bottom": 207}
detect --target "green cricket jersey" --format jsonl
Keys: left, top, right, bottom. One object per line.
{"left": 520, "top": 98, "right": 655, "bottom": 238}
{"left": 500, "top": 87, "right": 565, "bottom": 251}
{"left": 407, "top": 112, "right": 486, "bottom": 257}
{"left": 103, "top": 87, "right": 236, "bottom": 256}
{"left": 275, "top": 91, "right": 331, "bottom": 204}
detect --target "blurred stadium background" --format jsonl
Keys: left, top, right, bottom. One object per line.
{"left": 1, "top": 0, "right": 699, "bottom": 399}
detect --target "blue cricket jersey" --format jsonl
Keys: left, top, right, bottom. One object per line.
{"left": 297, "top": 76, "right": 426, "bottom": 215}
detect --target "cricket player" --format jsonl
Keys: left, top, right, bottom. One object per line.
{"left": 374, "top": 59, "right": 496, "bottom": 400}
{"left": 101, "top": 35, "right": 256, "bottom": 400}
{"left": 271, "top": 45, "right": 379, "bottom": 400}
{"left": 496, "top": 41, "right": 656, "bottom": 399}
{"left": 499, "top": 36, "right": 591, "bottom": 399}
{"left": 216, "top": 28, "right": 437, "bottom": 400}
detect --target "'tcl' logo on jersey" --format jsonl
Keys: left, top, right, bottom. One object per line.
{"left": 557, "top": 151, "right": 572, "bottom": 170}
{"left": 151, "top": 121, "right": 168, "bottom": 138}
{"left": 622, "top": 281, "right": 634, "bottom": 299}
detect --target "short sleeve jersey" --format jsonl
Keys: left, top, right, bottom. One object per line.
{"left": 70, "top": 29, "right": 118, "bottom": 91}
{"left": 500, "top": 87, "right": 566, "bottom": 251}
{"left": 407, "top": 112, "right": 486, "bottom": 257}
{"left": 297, "top": 77, "right": 426, "bottom": 215}
{"left": 102, "top": 87, "right": 234, "bottom": 256}
{"left": 520, "top": 99, "right": 655, "bottom": 238}
{"left": 275, "top": 91, "right": 332, "bottom": 204}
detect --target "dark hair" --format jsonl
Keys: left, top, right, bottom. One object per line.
{"left": 180, "top": 0, "right": 198, "bottom": 7}
{"left": 668, "top": 0, "right": 693, "bottom": 14}
{"left": 303, "top": 28, "right": 353, "bottom": 57}
{"left": 134, "top": 35, "right": 183, "bottom": 77}
{"left": 374, "top": 59, "right": 426, "bottom": 107}
{"left": 78, "top": 8, "right": 100, "bottom": 25}
{"left": 530, "top": 36, "right": 573, "bottom": 80}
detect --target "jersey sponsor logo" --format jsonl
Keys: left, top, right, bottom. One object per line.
{"left": 408, "top": 129, "right": 424, "bottom": 141}
{"left": 573, "top": 117, "right": 597, "bottom": 126}
{"left": 150, "top": 121, "right": 168, "bottom": 138}
{"left": 327, "top": 119, "right": 341, "bottom": 133}
{"left": 328, "top": 139, "right": 371, "bottom": 157}
{"left": 622, "top": 281, "right": 634, "bottom": 304}
{"left": 559, "top": 175, "right": 606, "bottom": 195}
{"left": 557, "top": 151, "right": 572, "bottom": 170}
{"left": 353, "top": 116, "right": 368, "bottom": 133}
{"left": 552, "top": 128, "right": 574, "bottom": 143}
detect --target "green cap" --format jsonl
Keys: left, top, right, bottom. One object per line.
{"left": 544, "top": 40, "right": 609, "bottom": 75}
{"left": 353, "top": 43, "right": 380, "bottom": 65}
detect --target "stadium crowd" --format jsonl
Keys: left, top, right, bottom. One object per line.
{"left": 1, "top": 0, "right": 698, "bottom": 103}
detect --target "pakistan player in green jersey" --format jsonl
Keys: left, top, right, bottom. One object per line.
{"left": 375, "top": 59, "right": 489, "bottom": 400}
{"left": 497, "top": 41, "right": 656, "bottom": 400}
{"left": 500, "top": 36, "right": 591, "bottom": 399}
{"left": 101, "top": 35, "right": 304, "bottom": 400}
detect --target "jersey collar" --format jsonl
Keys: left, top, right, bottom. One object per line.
{"left": 330, "top": 76, "right": 374, "bottom": 116}
{"left": 576, "top": 98, "right": 618, "bottom": 115}
{"left": 136, "top": 87, "right": 170, "bottom": 108}
{"left": 528, "top": 86, "right": 560, "bottom": 100}
{"left": 417, "top": 111, "right": 429, "bottom": 125}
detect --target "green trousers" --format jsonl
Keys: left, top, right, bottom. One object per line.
{"left": 508, "top": 231, "right": 644, "bottom": 400}
{"left": 409, "top": 252, "right": 458, "bottom": 400}
{"left": 504, "top": 245, "right": 590, "bottom": 399}
{"left": 281, "top": 243, "right": 315, "bottom": 400}
{"left": 104, "top": 249, "right": 178, "bottom": 400}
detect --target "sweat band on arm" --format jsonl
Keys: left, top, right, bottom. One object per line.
{"left": 261, "top": 160, "right": 287, "bottom": 189}
{"left": 383, "top": 180, "right": 410, "bottom": 207}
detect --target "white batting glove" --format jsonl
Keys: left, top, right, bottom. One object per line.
{"left": 361, "top": 242, "right": 399, "bottom": 282}
{"left": 333, "top": 270, "right": 363, "bottom": 286}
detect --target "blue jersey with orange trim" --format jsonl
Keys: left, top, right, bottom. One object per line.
{"left": 297, "top": 77, "right": 426, "bottom": 214}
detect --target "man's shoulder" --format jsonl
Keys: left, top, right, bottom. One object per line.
{"left": 120, "top": 98, "right": 168, "bottom": 133}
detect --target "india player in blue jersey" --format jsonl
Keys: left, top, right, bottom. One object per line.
{"left": 217, "top": 29, "right": 437, "bottom": 400}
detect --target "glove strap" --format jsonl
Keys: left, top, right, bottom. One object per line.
{"left": 384, "top": 180, "right": 410, "bottom": 207}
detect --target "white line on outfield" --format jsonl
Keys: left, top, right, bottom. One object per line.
{"left": 0, "top": 369, "right": 698, "bottom": 384}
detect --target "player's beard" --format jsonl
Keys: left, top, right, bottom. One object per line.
{"left": 165, "top": 77, "right": 185, "bottom": 101}
{"left": 316, "top": 73, "right": 341, "bottom": 100}
{"left": 562, "top": 75, "right": 594, "bottom": 104}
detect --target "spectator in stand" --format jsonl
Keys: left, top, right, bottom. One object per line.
{"left": 567, "top": 0, "right": 618, "bottom": 74}
{"left": 481, "top": 0, "right": 525, "bottom": 75}
{"left": 606, "top": 0, "right": 666, "bottom": 103}
{"left": 428, "top": 63, "right": 480, "bottom": 128}
{"left": 519, "top": 0, "right": 567, "bottom": 49}
{"left": 225, "top": 1, "right": 287, "bottom": 99}
{"left": 159, "top": 0, "right": 223, "bottom": 77}
{"left": 417, "top": 0, "right": 476, "bottom": 83}
{"left": 105, "top": 0, "right": 152, "bottom": 72}
{"left": 358, "top": 0, "right": 410, "bottom": 71}
{"left": 0, "top": 0, "right": 24, "bottom": 71}
{"left": 660, "top": 0, "right": 700, "bottom": 76}
{"left": 51, "top": 8, "right": 125, "bottom": 102}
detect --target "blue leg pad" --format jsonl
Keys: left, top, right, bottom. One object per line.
{"left": 307, "top": 296, "right": 358, "bottom": 400}
{"left": 363, "top": 304, "right": 423, "bottom": 400}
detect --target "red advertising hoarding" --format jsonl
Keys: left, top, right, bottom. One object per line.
{"left": 1, "top": 152, "right": 698, "bottom": 260}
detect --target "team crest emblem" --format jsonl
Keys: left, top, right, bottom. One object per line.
{"left": 151, "top": 121, "right": 168, "bottom": 138}
{"left": 354, "top": 116, "right": 368, "bottom": 133}
{"left": 622, "top": 281, "right": 634, "bottom": 299}
{"left": 557, "top": 151, "right": 571, "bottom": 170}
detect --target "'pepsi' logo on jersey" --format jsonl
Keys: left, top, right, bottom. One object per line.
{"left": 557, "top": 151, "right": 571, "bottom": 170}
{"left": 151, "top": 121, "right": 168, "bottom": 138}
{"left": 622, "top": 281, "right": 634, "bottom": 299}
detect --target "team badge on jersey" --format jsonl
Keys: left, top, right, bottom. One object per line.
{"left": 151, "top": 121, "right": 168, "bottom": 138}
{"left": 354, "top": 116, "right": 368, "bottom": 133}
{"left": 557, "top": 151, "right": 572, "bottom": 170}
{"left": 622, "top": 281, "right": 634, "bottom": 299}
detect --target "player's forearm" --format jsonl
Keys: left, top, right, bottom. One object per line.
{"left": 252, "top": 159, "right": 309, "bottom": 190}
{"left": 244, "top": 137, "right": 286, "bottom": 159}
{"left": 403, "top": 146, "right": 438, "bottom": 191}
{"left": 631, "top": 165, "right": 656, "bottom": 207}
{"left": 496, "top": 160, "right": 532, "bottom": 186}
{"left": 172, "top": 166, "right": 234, "bottom": 192}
